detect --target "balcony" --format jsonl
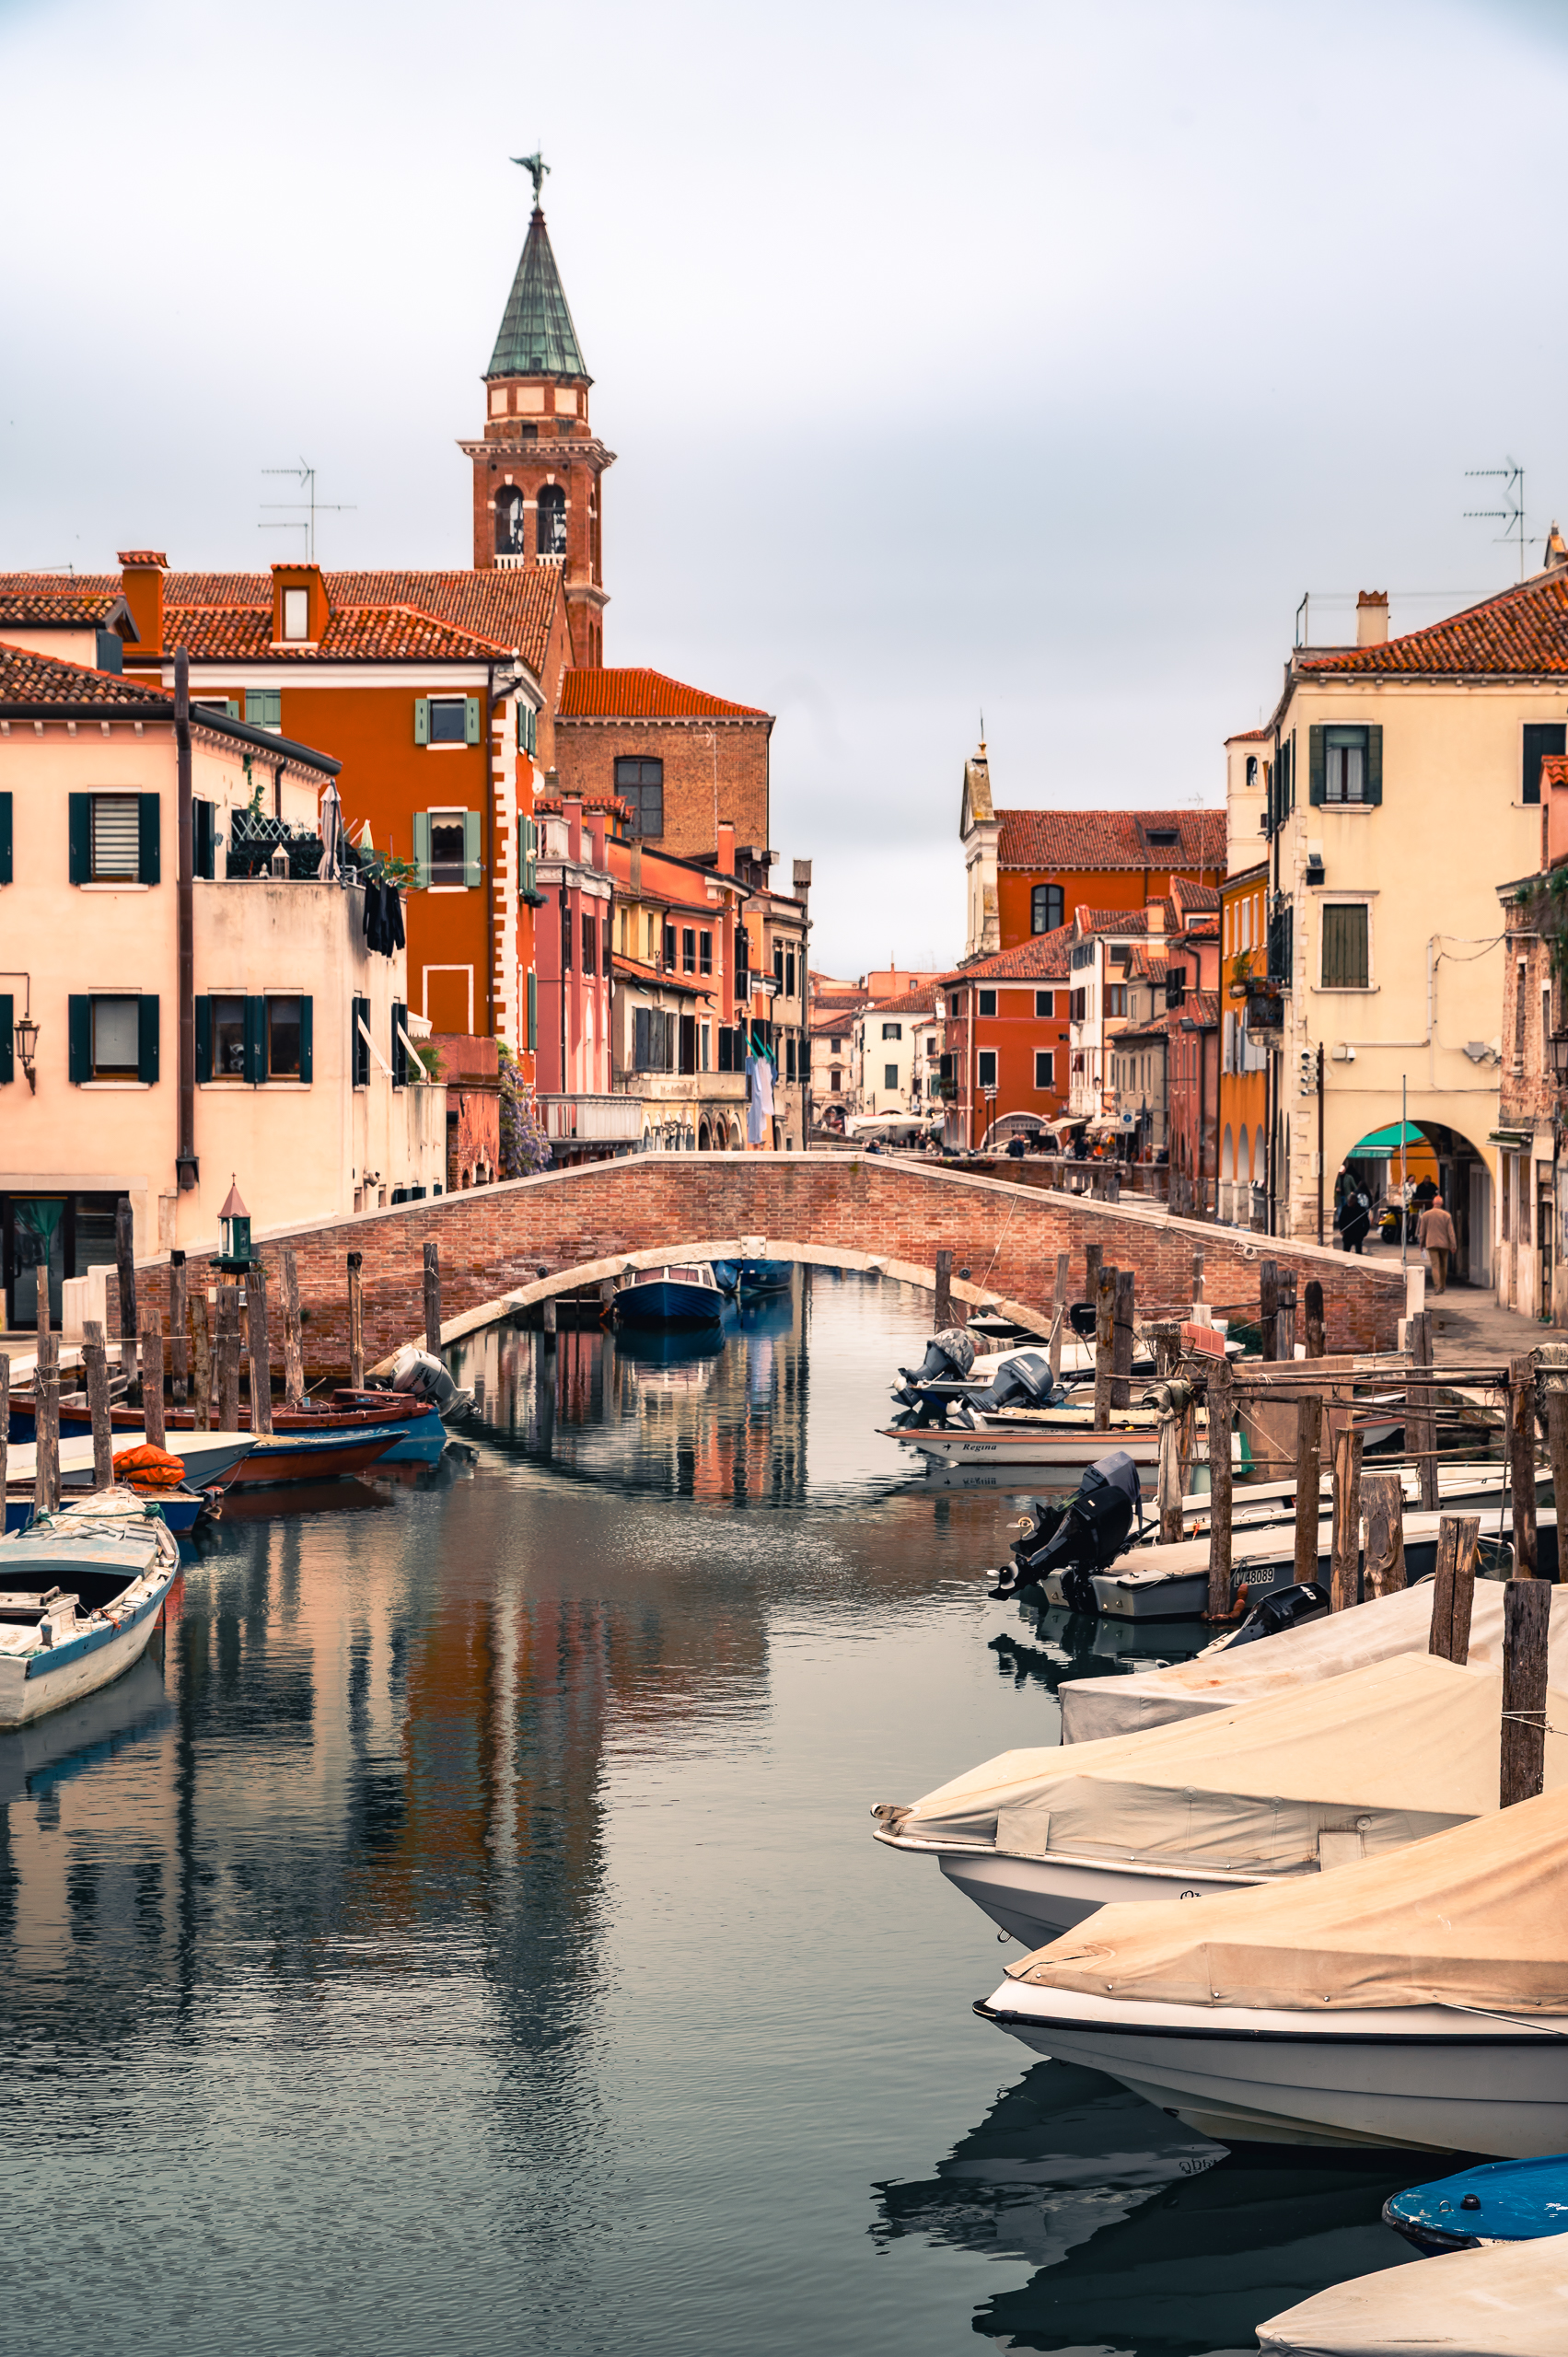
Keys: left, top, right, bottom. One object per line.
{"left": 536, "top": 1094, "right": 645, "bottom": 1143}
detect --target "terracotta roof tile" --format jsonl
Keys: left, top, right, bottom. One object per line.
{"left": 997, "top": 807, "right": 1226, "bottom": 873}
{"left": 938, "top": 925, "right": 1075, "bottom": 987}
{"left": 1300, "top": 567, "right": 1568, "bottom": 678}
{"left": 1116, "top": 992, "right": 1217, "bottom": 1039}
{"left": 1225, "top": 726, "right": 1270, "bottom": 743}
{"left": 0, "top": 641, "right": 169, "bottom": 709}
{"left": 0, "top": 584, "right": 124, "bottom": 628}
{"left": 557, "top": 667, "right": 769, "bottom": 720}
{"left": 865, "top": 991, "right": 938, "bottom": 1016}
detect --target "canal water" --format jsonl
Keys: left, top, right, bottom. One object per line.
{"left": 0, "top": 1271, "right": 1420, "bottom": 2356}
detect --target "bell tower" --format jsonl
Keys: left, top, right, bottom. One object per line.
{"left": 459, "top": 155, "right": 613, "bottom": 668}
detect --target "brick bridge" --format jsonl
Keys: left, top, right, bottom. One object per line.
{"left": 113, "top": 1155, "right": 1403, "bottom": 1377}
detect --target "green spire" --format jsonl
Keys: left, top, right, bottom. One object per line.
{"left": 487, "top": 196, "right": 590, "bottom": 383}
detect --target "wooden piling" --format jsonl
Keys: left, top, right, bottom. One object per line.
{"left": 1191, "top": 1248, "right": 1204, "bottom": 1308}
{"left": 1549, "top": 1385, "right": 1568, "bottom": 1554}
{"left": 168, "top": 1250, "right": 188, "bottom": 1405}
{"left": 1111, "top": 1268, "right": 1134, "bottom": 1411}
{"left": 216, "top": 1285, "right": 241, "bottom": 1434}
{"left": 33, "top": 1332, "right": 60, "bottom": 1516}
{"left": 1304, "top": 1277, "right": 1326, "bottom": 1360}
{"left": 1429, "top": 1514, "right": 1480, "bottom": 1663}
{"left": 1048, "top": 1251, "right": 1069, "bottom": 1386}
{"left": 542, "top": 1295, "right": 558, "bottom": 1348}
{"left": 1509, "top": 1355, "right": 1539, "bottom": 1579}
{"left": 115, "top": 1196, "right": 139, "bottom": 1407}
{"left": 1205, "top": 1354, "right": 1235, "bottom": 1617}
{"left": 934, "top": 1248, "right": 954, "bottom": 1329}
{"left": 1260, "top": 1260, "right": 1279, "bottom": 1363}
{"left": 1151, "top": 1323, "right": 1184, "bottom": 1545}
{"left": 1084, "top": 1242, "right": 1103, "bottom": 1307}
{"left": 280, "top": 1248, "right": 306, "bottom": 1408}
{"left": 0, "top": 1354, "right": 8, "bottom": 1510}
{"left": 192, "top": 1292, "right": 212, "bottom": 1433}
{"left": 1093, "top": 1266, "right": 1116, "bottom": 1425}
{"left": 246, "top": 1268, "right": 273, "bottom": 1436}
{"left": 1502, "top": 1574, "right": 1552, "bottom": 1808}
{"left": 1278, "top": 1271, "right": 1297, "bottom": 1362}
{"left": 1362, "top": 1472, "right": 1407, "bottom": 1598}
{"left": 1411, "top": 1309, "right": 1439, "bottom": 1513}
{"left": 141, "top": 1322, "right": 166, "bottom": 1451}
{"left": 347, "top": 1252, "right": 365, "bottom": 1388}
{"left": 423, "top": 1240, "right": 443, "bottom": 1357}
{"left": 1330, "top": 1422, "right": 1364, "bottom": 1611}
{"left": 1293, "top": 1394, "right": 1323, "bottom": 1590}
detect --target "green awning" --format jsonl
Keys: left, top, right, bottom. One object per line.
{"left": 1349, "top": 1120, "right": 1428, "bottom": 1159}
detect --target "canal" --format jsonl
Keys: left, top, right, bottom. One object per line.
{"left": 0, "top": 1270, "right": 1419, "bottom": 2355}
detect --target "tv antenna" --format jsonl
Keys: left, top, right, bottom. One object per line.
{"left": 260, "top": 461, "right": 354, "bottom": 560}
{"left": 1465, "top": 459, "right": 1535, "bottom": 582}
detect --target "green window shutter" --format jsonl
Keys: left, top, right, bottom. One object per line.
{"left": 0, "top": 792, "right": 11, "bottom": 884}
{"left": 463, "top": 810, "right": 482, "bottom": 888}
{"left": 246, "top": 690, "right": 281, "bottom": 728}
{"left": 137, "top": 994, "right": 160, "bottom": 1084}
{"left": 195, "top": 798, "right": 216, "bottom": 880}
{"left": 68, "top": 994, "right": 90, "bottom": 1082}
{"left": 412, "top": 811, "right": 432, "bottom": 888}
{"left": 353, "top": 994, "right": 370, "bottom": 1087}
{"left": 298, "top": 994, "right": 313, "bottom": 1084}
{"left": 1308, "top": 726, "right": 1325, "bottom": 807}
{"left": 195, "top": 996, "right": 213, "bottom": 1082}
{"left": 413, "top": 699, "right": 430, "bottom": 746}
{"left": 391, "top": 1000, "right": 408, "bottom": 1088}
{"left": 69, "top": 794, "right": 91, "bottom": 883}
{"left": 0, "top": 995, "right": 12, "bottom": 1085}
{"left": 1365, "top": 725, "right": 1383, "bottom": 807}
{"left": 244, "top": 995, "right": 266, "bottom": 1085}
{"left": 464, "top": 697, "right": 482, "bottom": 746}
{"left": 137, "top": 793, "right": 161, "bottom": 883}
{"left": 527, "top": 969, "right": 538, "bottom": 1051}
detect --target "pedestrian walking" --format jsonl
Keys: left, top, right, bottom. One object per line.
{"left": 1333, "top": 1166, "right": 1372, "bottom": 1255}
{"left": 1418, "top": 1192, "right": 1458, "bottom": 1295}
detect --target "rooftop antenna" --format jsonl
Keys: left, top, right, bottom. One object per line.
{"left": 511, "top": 150, "right": 549, "bottom": 209}
{"left": 1465, "top": 459, "right": 1535, "bottom": 582}
{"left": 979, "top": 707, "right": 986, "bottom": 751}
{"left": 260, "top": 461, "right": 355, "bottom": 561}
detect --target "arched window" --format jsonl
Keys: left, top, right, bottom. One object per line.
{"left": 1246, "top": 755, "right": 1259, "bottom": 788}
{"left": 495, "top": 488, "right": 525, "bottom": 557}
{"left": 1252, "top": 1129, "right": 1266, "bottom": 1186}
{"left": 1237, "top": 1126, "right": 1249, "bottom": 1188}
{"left": 538, "top": 483, "right": 567, "bottom": 558}
{"left": 1031, "top": 882, "right": 1063, "bottom": 935}
{"left": 1222, "top": 1124, "right": 1235, "bottom": 1179}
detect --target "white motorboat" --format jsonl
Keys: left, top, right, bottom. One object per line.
{"left": 976, "top": 1785, "right": 1568, "bottom": 2155}
{"left": 1059, "top": 1577, "right": 1568, "bottom": 1743}
{"left": 1258, "top": 2229, "right": 1568, "bottom": 2355}
{"left": 6, "top": 1429, "right": 256, "bottom": 1492}
{"left": 882, "top": 1417, "right": 1246, "bottom": 1476}
{"left": 874, "top": 1650, "right": 1561, "bottom": 1947}
{"left": 0, "top": 1491, "right": 180, "bottom": 1726}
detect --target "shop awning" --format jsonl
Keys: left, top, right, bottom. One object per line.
{"left": 1348, "top": 1120, "right": 1427, "bottom": 1159}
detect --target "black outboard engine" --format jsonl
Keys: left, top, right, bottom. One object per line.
{"left": 967, "top": 1351, "right": 1064, "bottom": 1416}
{"left": 892, "top": 1326, "right": 977, "bottom": 1409}
{"left": 1215, "top": 1581, "right": 1330, "bottom": 1650}
{"left": 991, "top": 1450, "right": 1144, "bottom": 1609}
{"left": 1067, "top": 1302, "right": 1098, "bottom": 1341}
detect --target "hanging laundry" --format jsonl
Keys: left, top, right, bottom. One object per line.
{"left": 387, "top": 885, "right": 404, "bottom": 952}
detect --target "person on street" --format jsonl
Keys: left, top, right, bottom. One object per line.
{"left": 1419, "top": 1192, "right": 1458, "bottom": 1295}
{"left": 1337, "top": 1175, "right": 1372, "bottom": 1255}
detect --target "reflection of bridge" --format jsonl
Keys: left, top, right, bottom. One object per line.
{"left": 122, "top": 1155, "right": 1403, "bottom": 1374}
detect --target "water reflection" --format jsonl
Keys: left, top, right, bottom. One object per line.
{"left": 876, "top": 2061, "right": 1420, "bottom": 2356}
{"left": 990, "top": 1600, "right": 1210, "bottom": 1698}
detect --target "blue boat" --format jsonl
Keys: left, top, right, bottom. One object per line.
{"left": 612, "top": 1263, "right": 726, "bottom": 1329}
{"left": 708, "top": 1260, "right": 742, "bottom": 1295}
{"left": 736, "top": 1260, "right": 794, "bottom": 1296}
{"left": 6, "top": 1485, "right": 208, "bottom": 1538}
{"left": 1384, "top": 2154, "right": 1568, "bottom": 2254}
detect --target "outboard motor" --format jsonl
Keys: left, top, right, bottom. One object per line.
{"left": 990, "top": 1450, "right": 1144, "bottom": 1609}
{"left": 385, "top": 1342, "right": 471, "bottom": 1421}
{"left": 967, "top": 1350, "right": 1064, "bottom": 1416}
{"left": 1213, "top": 1581, "right": 1330, "bottom": 1651}
{"left": 892, "top": 1326, "right": 977, "bottom": 1408}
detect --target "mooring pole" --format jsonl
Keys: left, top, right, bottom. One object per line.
{"left": 1502, "top": 1573, "right": 1551, "bottom": 1807}
{"left": 1330, "top": 1422, "right": 1363, "bottom": 1611}
{"left": 424, "top": 1239, "right": 443, "bottom": 1357}
{"left": 84, "top": 1320, "right": 114, "bottom": 1491}
{"left": 1509, "top": 1355, "right": 1539, "bottom": 1578}
{"left": 1205, "top": 1354, "right": 1234, "bottom": 1617}
{"left": 1429, "top": 1514, "right": 1480, "bottom": 1663}
{"left": 1361, "top": 1471, "right": 1407, "bottom": 1598}
{"left": 1293, "top": 1393, "right": 1323, "bottom": 1590}
{"left": 347, "top": 1252, "right": 365, "bottom": 1389}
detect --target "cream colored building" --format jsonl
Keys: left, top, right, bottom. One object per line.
{"left": 1231, "top": 575, "right": 1568, "bottom": 1272}
{"left": 0, "top": 644, "right": 443, "bottom": 1325}
{"left": 853, "top": 991, "right": 941, "bottom": 1122}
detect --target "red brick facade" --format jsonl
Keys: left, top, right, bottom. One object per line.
{"left": 553, "top": 714, "right": 771, "bottom": 863}
{"left": 111, "top": 1158, "right": 1401, "bottom": 1378}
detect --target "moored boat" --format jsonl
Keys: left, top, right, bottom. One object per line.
{"left": 1257, "top": 2230, "right": 1568, "bottom": 2354}
{"left": 611, "top": 1262, "right": 726, "bottom": 1329}
{"left": 1384, "top": 2152, "right": 1568, "bottom": 2255}
{"left": 735, "top": 1259, "right": 793, "bottom": 1295}
{"left": 0, "top": 1492, "right": 180, "bottom": 1726}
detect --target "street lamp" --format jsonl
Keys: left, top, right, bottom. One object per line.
{"left": 215, "top": 1176, "right": 254, "bottom": 1271}
{"left": 15, "top": 1010, "right": 39, "bottom": 1094}
{"left": 1551, "top": 1032, "right": 1568, "bottom": 1082}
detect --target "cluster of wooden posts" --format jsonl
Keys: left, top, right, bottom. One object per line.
{"left": 6, "top": 1225, "right": 452, "bottom": 1522}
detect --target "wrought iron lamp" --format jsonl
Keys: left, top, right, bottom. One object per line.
{"left": 15, "top": 1009, "right": 39, "bottom": 1093}
{"left": 215, "top": 1176, "right": 254, "bottom": 1271}
{"left": 1551, "top": 1031, "right": 1568, "bottom": 1082}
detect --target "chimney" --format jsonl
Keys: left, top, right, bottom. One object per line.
{"left": 793, "top": 857, "right": 812, "bottom": 903}
{"left": 1545, "top": 522, "right": 1568, "bottom": 573}
{"left": 1146, "top": 899, "right": 1166, "bottom": 938}
{"left": 564, "top": 795, "right": 583, "bottom": 864}
{"left": 1545, "top": 758, "right": 1568, "bottom": 870}
{"left": 1356, "top": 590, "right": 1389, "bottom": 647}
{"left": 587, "top": 809, "right": 606, "bottom": 869}
{"left": 716, "top": 820, "right": 736, "bottom": 877}
{"left": 117, "top": 550, "right": 167, "bottom": 658}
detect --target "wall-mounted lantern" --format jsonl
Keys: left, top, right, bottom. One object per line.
{"left": 215, "top": 1176, "right": 254, "bottom": 1270}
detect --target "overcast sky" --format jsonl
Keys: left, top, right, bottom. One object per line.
{"left": 4, "top": 0, "right": 1566, "bottom": 972}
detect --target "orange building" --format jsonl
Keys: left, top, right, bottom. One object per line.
{"left": 936, "top": 927, "right": 1073, "bottom": 1148}
{"left": 1217, "top": 859, "right": 1272, "bottom": 1227}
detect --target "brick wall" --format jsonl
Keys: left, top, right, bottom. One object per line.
{"left": 109, "top": 1155, "right": 1402, "bottom": 1379}
{"left": 553, "top": 717, "right": 769, "bottom": 862}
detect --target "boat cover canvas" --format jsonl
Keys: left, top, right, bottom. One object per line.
{"left": 1005, "top": 1781, "right": 1568, "bottom": 2014}
{"left": 1257, "top": 2227, "right": 1568, "bottom": 2355}
{"left": 1059, "top": 1582, "right": 1568, "bottom": 1744}
{"left": 888, "top": 1653, "right": 1568, "bottom": 1871}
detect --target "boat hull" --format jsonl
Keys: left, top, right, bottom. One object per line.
{"left": 613, "top": 1281, "right": 724, "bottom": 1329}
{"left": 229, "top": 1429, "right": 400, "bottom": 1487}
{"left": 937, "top": 1846, "right": 1256, "bottom": 1945}
{"left": 0, "top": 1565, "right": 175, "bottom": 1728}
{"left": 976, "top": 1984, "right": 1568, "bottom": 2155}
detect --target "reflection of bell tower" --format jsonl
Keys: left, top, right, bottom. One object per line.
{"left": 459, "top": 155, "right": 613, "bottom": 667}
